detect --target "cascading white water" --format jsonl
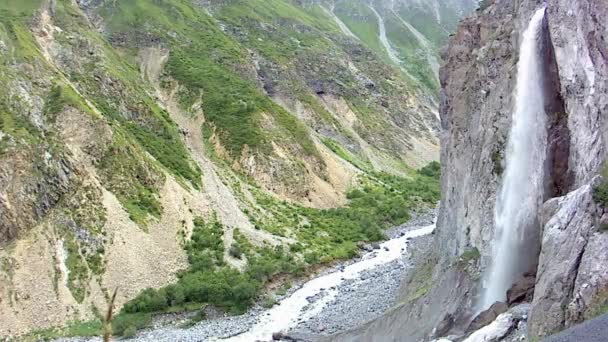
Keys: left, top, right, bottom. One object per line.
{"left": 479, "top": 7, "right": 548, "bottom": 311}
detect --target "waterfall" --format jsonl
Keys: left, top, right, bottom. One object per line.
{"left": 479, "top": 7, "right": 547, "bottom": 311}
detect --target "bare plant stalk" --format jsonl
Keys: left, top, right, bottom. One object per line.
{"left": 103, "top": 288, "right": 118, "bottom": 342}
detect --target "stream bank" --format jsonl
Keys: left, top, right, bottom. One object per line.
{"left": 59, "top": 211, "right": 436, "bottom": 342}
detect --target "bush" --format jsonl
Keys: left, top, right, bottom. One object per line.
{"left": 261, "top": 296, "right": 277, "bottom": 308}
{"left": 123, "top": 288, "right": 167, "bottom": 313}
{"left": 593, "top": 181, "right": 608, "bottom": 208}
{"left": 276, "top": 282, "right": 291, "bottom": 296}
{"left": 123, "top": 325, "right": 137, "bottom": 339}
{"left": 187, "top": 216, "right": 225, "bottom": 269}
{"left": 111, "top": 313, "right": 151, "bottom": 336}
{"left": 418, "top": 161, "right": 441, "bottom": 179}
{"left": 229, "top": 243, "right": 242, "bottom": 259}
{"left": 459, "top": 247, "right": 480, "bottom": 263}
{"left": 191, "top": 310, "right": 206, "bottom": 323}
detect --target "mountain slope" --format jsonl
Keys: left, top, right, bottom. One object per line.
{"left": 0, "top": 0, "right": 472, "bottom": 337}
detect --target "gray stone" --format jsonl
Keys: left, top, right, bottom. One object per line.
{"left": 506, "top": 274, "right": 536, "bottom": 305}
{"left": 466, "top": 302, "right": 508, "bottom": 333}
{"left": 528, "top": 181, "right": 607, "bottom": 338}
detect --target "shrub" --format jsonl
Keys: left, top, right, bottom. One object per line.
{"left": 418, "top": 161, "right": 441, "bottom": 179}
{"left": 229, "top": 243, "right": 243, "bottom": 259}
{"left": 187, "top": 216, "right": 225, "bottom": 268}
{"left": 593, "top": 181, "right": 608, "bottom": 208}
{"left": 459, "top": 247, "right": 481, "bottom": 263}
{"left": 122, "top": 288, "right": 168, "bottom": 313}
{"left": 111, "top": 313, "right": 151, "bottom": 336}
{"left": 276, "top": 282, "right": 291, "bottom": 296}
{"left": 123, "top": 325, "right": 137, "bottom": 339}
{"left": 191, "top": 310, "right": 206, "bottom": 323}
{"left": 261, "top": 296, "right": 277, "bottom": 308}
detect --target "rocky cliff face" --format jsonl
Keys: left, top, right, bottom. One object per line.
{"left": 329, "top": 0, "right": 608, "bottom": 341}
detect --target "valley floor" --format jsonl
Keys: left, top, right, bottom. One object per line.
{"left": 56, "top": 211, "right": 436, "bottom": 342}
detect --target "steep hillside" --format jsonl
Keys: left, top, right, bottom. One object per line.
{"left": 0, "top": 0, "right": 475, "bottom": 338}
{"left": 327, "top": 0, "right": 608, "bottom": 341}
{"left": 326, "top": 0, "right": 477, "bottom": 90}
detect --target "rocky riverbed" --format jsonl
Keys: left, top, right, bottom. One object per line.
{"left": 59, "top": 210, "right": 436, "bottom": 342}
{"left": 286, "top": 211, "right": 436, "bottom": 340}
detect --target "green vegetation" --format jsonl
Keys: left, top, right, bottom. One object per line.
{"left": 275, "top": 282, "right": 292, "bottom": 296}
{"left": 593, "top": 182, "right": 608, "bottom": 208}
{"left": 121, "top": 216, "right": 304, "bottom": 324}
{"left": 334, "top": 2, "right": 384, "bottom": 58}
{"left": 592, "top": 165, "right": 608, "bottom": 224}
{"left": 111, "top": 312, "right": 152, "bottom": 336}
{"left": 385, "top": 14, "right": 437, "bottom": 90}
{"left": 22, "top": 320, "right": 102, "bottom": 341}
{"left": 97, "top": 131, "right": 164, "bottom": 228}
{"left": 459, "top": 247, "right": 481, "bottom": 263}
{"left": 229, "top": 243, "right": 243, "bottom": 259}
{"left": 43, "top": 84, "right": 92, "bottom": 118}
{"left": 261, "top": 295, "right": 277, "bottom": 308}
{"left": 588, "top": 289, "right": 608, "bottom": 319}
{"left": 395, "top": 7, "right": 448, "bottom": 46}
{"left": 492, "top": 152, "right": 503, "bottom": 175}
{"left": 99, "top": 0, "right": 319, "bottom": 160}
{"left": 0, "top": 0, "right": 42, "bottom": 18}
{"left": 0, "top": 102, "right": 40, "bottom": 153}
{"left": 404, "top": 255, "right": 437, "bottom": 303}
{"left": 43, "top": 1, "right": 203, "bottom": 190}
{"left": 120, "top": 213, "right": 311, "bottom": 335}
{"left": 593, "top": 168, "right": 608, "bottom": 232}
{"left": 322, "top": 138, "right": 371, "bottom": 171}
{"left": 64, "top": 236, "right": 89, "bottom": 303}
{"left": 249, "top": 164, "right": 440, "bottom": 262}
{"left": 25, "top": 297, "right": 151, "bottom": 340}
{"left": 187, "top": 216, "right": 225, "bottom": 268}
{"left": 0, "top": 0, "right": 449, "bottom": 337}
{"left": 419, "top": 161, "right": 441, "bottom": 179}
{"left": 218, "top": 0, "right": 338, "bottom": 63}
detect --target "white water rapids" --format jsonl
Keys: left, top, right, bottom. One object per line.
{"left": 480, "top": 7, "right": 547, "bottom": 310}
{"left": 221, "top": 224, "right": 436, "bottom": 342}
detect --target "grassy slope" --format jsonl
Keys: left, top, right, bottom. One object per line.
{"left": 333, "top": 2, "right": 386, "bottom": 62}
{"left": 331, "top": 1, "right": 442, "bottom": 91}
{"left": 384, "top": 13, "right": 438, "bottom": 90}
{"left": 98, "top": 0, "right": 319, "bottom": 159}
{"left": 214, "top": 0, "right": 420, "bottom": 174}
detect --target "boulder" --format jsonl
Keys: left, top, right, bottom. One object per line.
{"left": 434, "top": 313, "right": 455, "bottom": 337}
{"left": 272, "top": 332, "right": 284, "bottom": 340}
{"left": 466, "top": 301, "right": 508, "bottom": 333}
{"left": 506, "top": 273, "right": 536, "bottom": 305}
{"left": 464, "top": 313, "right": 515, "bottom": 342}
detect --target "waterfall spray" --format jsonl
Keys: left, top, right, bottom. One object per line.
{"left": 479, "top": 7, "right": 547, "bottom": 311}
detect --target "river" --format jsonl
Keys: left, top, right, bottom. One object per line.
{"left": 65, "top": 213, "right": 435, "bottom": 342}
